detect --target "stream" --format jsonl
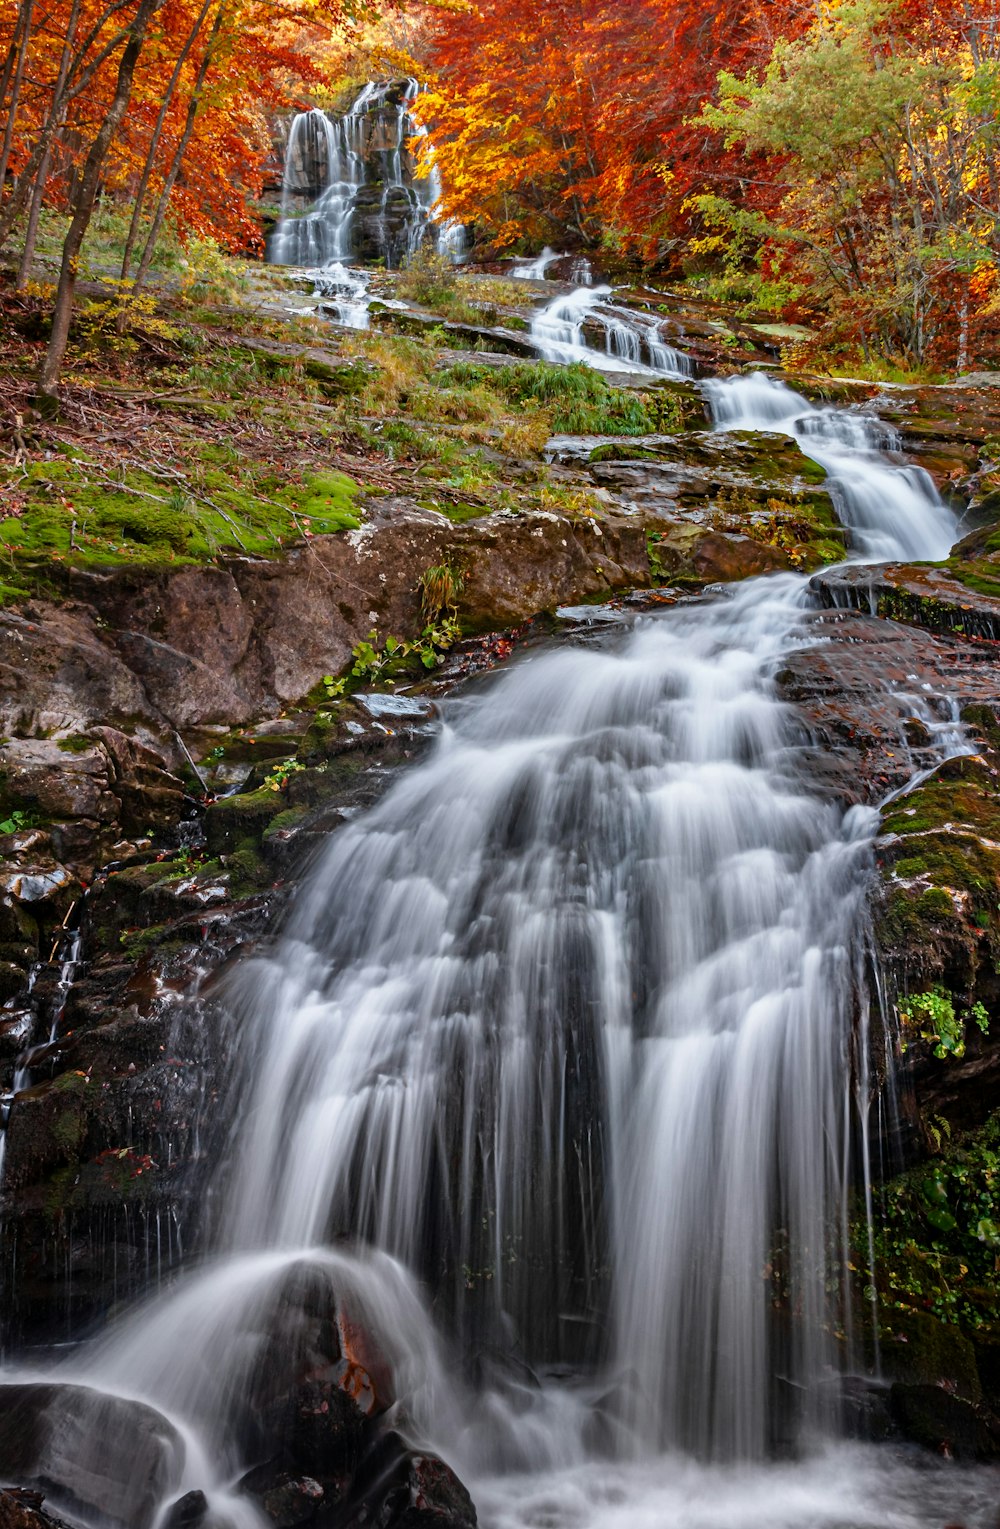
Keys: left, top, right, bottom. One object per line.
{"left": 2, "top": 290, "right": 1000, "bottom": 1528}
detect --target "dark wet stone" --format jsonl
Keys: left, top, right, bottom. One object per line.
{"left": 0, "top": 1490, "right": 68, "bottom": 1529}
{"left": 837, "top": 1376, "right": 897, "bottom": 1443}
{"left": 0, "top": 1382, "right": 185, "bottom": 1529}
{"left": 264, "top": 1379, "right": 369, "bottom": 1478}
{"left": 262, "top": 1476, "right": 325, "bottom": 1527}
{"left": 348, "top": 1434, "right": 477, "bottom": 1529}
{"left": 162, "top": 1490, "right": 210, "bottom": 1529}
{"left": 880, "top": 1311, "right": 982, "bottom": 1402}
{"left": 890, "top": 1381, "right": 1000, "bottom": 1460}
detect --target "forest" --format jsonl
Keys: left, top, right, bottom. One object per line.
{"left": 2, "top": 0, "right": 1000, "bottom": 388}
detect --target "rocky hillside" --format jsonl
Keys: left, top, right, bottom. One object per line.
{"left": 4, "top": 255, "right": 1000, "bottom": 1508}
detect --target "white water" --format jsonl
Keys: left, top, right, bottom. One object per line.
{"left": 531, "top": 286, "right": 692, "bottom": 377}
{"left": 4, "top": 355, "right": 995, "bottom": 1526}
{"left": 705, "top": 372, "right": 955, "bottom": 563}
{"left": 311, "top": 261, "right": 371, "bottom": 330}
{"left": 513, "top": 248, "right": 561, "bottom": 281}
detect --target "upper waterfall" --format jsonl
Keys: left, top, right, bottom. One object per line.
{"left": 267, "top": 79, "right": 463, "bottom": 270}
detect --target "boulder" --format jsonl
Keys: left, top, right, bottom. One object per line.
{"left": 352, "top": 1435, "right": 477, "bottom": 1529}
{"left": 0, "top": 1491, "right": 67, "bottom": 1529}
{"left": 263, "top": 1379, "right": 369, "bottom": 1480}
{"left": 890, "top": 1382, "right": 1000, "bottom": 1460}
{"left": 0, "top": 1383, "right": 185, "bottom": 1529}
{"left": 162, "top": 1490, "right": 210, "bottom": 1529}
{"left": 879, "top": 1310, "right": 982, "bottom": 1403}
{"left": 0, "top": 605, "right": 156, "bottom": 739}
{"left": 0, "top": 739, "right": 118, "bottom": 824}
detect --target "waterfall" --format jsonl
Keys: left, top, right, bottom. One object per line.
{"left": 5, "top": 343, "right": 996, "bottom": 1527}
{"left": 530, "top": 286, "right": 692, "bottom": 377}
{"left": 267, "top": 81, "right": 462, "bottom": 271}
{"left": 513, "top": 248, "right": 561, "bottom": 281}
{"left": 705, "top": 372, "right": 955, "bottom": 562}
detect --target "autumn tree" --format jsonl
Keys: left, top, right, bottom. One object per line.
{"left": 697, "top": 0, "right": 1000, "bottom": 368}
{"left": 0, "top": 0, "right": 371, "bottom": 402}
{"left": 413, "top": 0, "right": 812, "bottom": 257}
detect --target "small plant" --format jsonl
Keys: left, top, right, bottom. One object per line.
{"left": 898, "top": 987, "right": 990, "bottom": 1060}
{"left": 320, "top": 618, "right": 463, "bottom": 707}
{"left": 419, "top": 563, "right": 464, "bottom": 622}
{"left": 263, "top": 758, "right": 306, "bottom": 793}
{"left": 0, "top": 808, "right": 36, "bottom": 835}
{"left": 416, "top": 617, "right": 461, "bottom": 668}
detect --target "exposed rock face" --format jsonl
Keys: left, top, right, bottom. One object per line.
{"left": 1, "top": 503, "right": 649, "bottom": 755}
{"left": 5, "top": 347, "right": 1000, "bottom": 1489}
{"left": 0, "top": 1384, "right": 186, "bottom": 1529}
{"left": 0, "top": 1490, "right": 67, "bottom": 1529}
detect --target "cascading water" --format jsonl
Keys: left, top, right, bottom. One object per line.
{"left": 267, "top": 80, "right": 462, "bottom": 272}
{"left": 512, "top": 248, "right": 561, "bottom": 281}
{"left": 5, "top": 346, "right": 1000, "bottom": 1526}
{"left": 705, "top": 372, "right": 956, "bottom": 563}
{"left": 530, "top": 285, "right": 691, "bottom": 377}
{"left": 311, "top": 262, "right": 371, "bottom": 330}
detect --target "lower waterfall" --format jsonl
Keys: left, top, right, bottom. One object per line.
{"left": 3, "top": 370, "right": 1000, "bottom": 1528}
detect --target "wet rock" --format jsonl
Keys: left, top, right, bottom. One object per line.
{"left": 457, "top": 508, "right": 648, "bottom": 629}
{"left": 89, "top": 728, "right": 186, "bottom": 834}
{"left": 238, "top": 1468, "right": 326, "bottom": 1528}
{"left": 0, "top": 1490, "right": 67, "bottom": 1529}
{"left": 162, "top": 1490, "right": 210, "bottom": 1529}
{"left": 890, "top": 1382, "right": 1000, "bottom": 1460}
{"left": 777, "top": 608, "right": 1000, "bottom": 805}
{"left": 837, "top": 1376, "right": 897, "bottom": 1442}
{"left": 0, "top": 963, "right": 26, "bottom": 1003}
{"left": 0, "top": 739, "right": 119, "bottom": 823}
{"left": 353, "top": 1436, "right": 477, "bottom": 1529}
{"left": 0, "top": 1382, "right": 186, "bottom": 1529}
{"left": 880, "top": 1311, "right": 982, "bottom": 1402}
{"left": 812, "top": 561, "right": 1000, "bottom": 642}
{"left": 648, "top": 524, "right": 788, "bottom": 583}
{"left": 0, "top": 864, "right": 76, "bottom": 909}
{"left": 264, "top": 1379, "right": 369, "bottom": 1479}
{"left": 875, "top": 749, "right": 1000, "bottom": 1018}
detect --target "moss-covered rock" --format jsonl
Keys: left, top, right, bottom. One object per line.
{"left": 871, "top": 1110, "right": 1000, "bottom": 1350}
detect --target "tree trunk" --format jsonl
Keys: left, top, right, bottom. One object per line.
{"left": 0, "top": 2, "right": 134, "bottom": 251}
{"left": 16, "top": 0, "right": 82, "bottom": 290}
{"left": 957, "top": 288, "right": 970, "bottom": 377}
{"left": 133, "top": 0, "right": 227, "bottom": 295}
{"left": 118, "top": 0, "right": 214, "bottom": 292}
{"left": 0, "top": 0, "right": 37, "bottom": 202}
{"left": 36, "top": 0, "right": 165, "bottom": 408}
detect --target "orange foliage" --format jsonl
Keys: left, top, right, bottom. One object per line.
{"left": 413, "top": 0, "right": 813, "bottom": 258}
{"left": 0, "top": 0, "right": 364, "bottom": 255}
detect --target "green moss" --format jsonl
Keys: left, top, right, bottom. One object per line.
{"left": 224, "top": 842, "right": 270, "bottom": 893}
{"left": 877, "top": 1310, "right": 983, "bottom": 1400}
{"left": 894, "top": 835, "right": 997, "bottom": 892}
{"left": 870, "top": 1110, "right": 1000, "bottom": 1332}
{"left": 50, "top": 1070, "right": 91, "bottom": 1153}
{"left": 0, "top": 462, "right": 361, "bottom": 602}
{"left": 262, "top": 807, "right": 309, "bottom": 840}
{"left": 43, "top": 1162, "right": 80, "bottom": 1222}
{"left": 589, "top": 444, "right": 662, "bottom": 464}
{"left": 204, "top": 785, "right": 285, "bottom": 854}
{"left": 118, "top": 923, "right": 171, "bottom": 961}
{"left": 56, "top": 733, "right": 95, "bottom": 754}
{"left": 279, "top": 470, "right": 361, "bottom": 532}
{"left": 433, "top": 360, "right": 697, "bottom": 438}
{"left": 439, "top": 501, "right": 489, "bottom": 525}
